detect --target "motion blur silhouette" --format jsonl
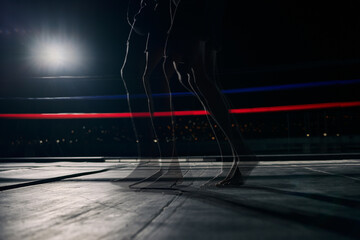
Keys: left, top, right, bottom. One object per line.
{"left": 117, "top": 0, "right": 258, "bottom": 189}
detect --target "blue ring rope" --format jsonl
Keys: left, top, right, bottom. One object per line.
{"left": 1, "top": 79, "right": 359, "bottom": 101}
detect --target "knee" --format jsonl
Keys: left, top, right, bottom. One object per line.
{"left": 173, "top": 61, "right": 191, "bottom": 86}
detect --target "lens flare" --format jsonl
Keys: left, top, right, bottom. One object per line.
{"left": 29, "top": 34, "right": 85, "bottom": 73}
{"left": 43, "top": 44, "right": 66, "bottom": 66}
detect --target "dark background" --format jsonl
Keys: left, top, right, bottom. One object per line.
{"left": 0, "top": 0, "right": 360, "bottom": 157}
{"left": 1, "top": 0, "right": 360, "bottom": 98}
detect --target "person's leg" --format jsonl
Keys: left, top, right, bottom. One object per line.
{"left": 203, "top": 48, "right": 250, "bottom": 152}
{"left": 190, "top": 70, "right": 244, "bottom": 185}
{"left": 174, "top": 60, "right": 232, "bottom": 187}
{"left": 200, "top": 45, "right": 260, "bottom": 185}
{"left": 131, "top": 57, "right": 183, "bottom": 189}
{"left": 128, "top": 46, "right": 184, "bottom": 189}
{"left": 116, "top": 32, "right": 164, "bottom": 189}
{"left": 186, "top": 43, "right": 245, "bottom": 186}
{"left": 205, "top": 48, "right": 258, "bottom": 183}
{"left": 142, "top": 43, "right": 164, "bottom": 159}
{"left": 124, "top": 37, "right": 171, "bottom": 188}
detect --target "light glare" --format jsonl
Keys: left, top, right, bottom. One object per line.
{"left": 45, "top": 45, "right": 66, "bottom": 65}
{"left": 30, "top": 35, "right": 85, "bottom": 73}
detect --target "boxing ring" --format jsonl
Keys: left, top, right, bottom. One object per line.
{"left": 1, "top": 77, "right": 360, "bottom": 159}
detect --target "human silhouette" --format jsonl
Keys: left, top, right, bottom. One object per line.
{"left": 123, "top": 0, "right": 258, "bottom": 187}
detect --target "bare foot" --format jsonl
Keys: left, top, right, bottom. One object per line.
{"left": 200, "top": 170, "right": 228, "bottom": 188}
{"left": 132, "top": 159, "right": 183, "bottom": 189}
{"left": 216, "top": 166, "right": 244, "bottom": 187}
{"left": 129, "top": 168, "right": 165, "bottom": 188}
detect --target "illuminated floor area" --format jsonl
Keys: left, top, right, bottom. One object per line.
{"left": 0, "top": 159, "right": 359, "bottom": 240}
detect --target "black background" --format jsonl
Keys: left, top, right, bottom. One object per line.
{"left": 1, "top": 0, "right": 360, "bottom": 109}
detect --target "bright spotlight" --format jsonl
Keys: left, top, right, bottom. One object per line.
{"left": 44, "top": 44, "right": 66, "bottom": 66}
{"left": 37, "top": 42, "right": 80, "bottom": 69}
{"left": 30, "top": 35, "right": 85, "bottom": 73}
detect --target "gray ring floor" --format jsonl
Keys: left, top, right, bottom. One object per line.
{"left": 0, "top": 159, "right": 359, "bottom": 240}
